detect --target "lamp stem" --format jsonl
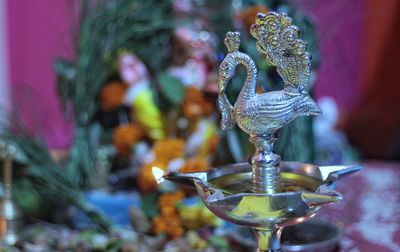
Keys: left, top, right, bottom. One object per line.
{"left": 249, "top": 135, "right": 281, "bottom": 194}
{"left": 253, "top": 227, "right": 282, "bottom": 252}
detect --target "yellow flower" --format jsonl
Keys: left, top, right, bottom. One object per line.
{"left": 179, "top": 206, "right": 203, "bottom": 229}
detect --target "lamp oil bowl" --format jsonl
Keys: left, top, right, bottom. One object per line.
{"left": 164, "top": 11, "right": 361, "bottom": 252}
{"left": 165, "top": 162, "right": 360, "bottom": 251}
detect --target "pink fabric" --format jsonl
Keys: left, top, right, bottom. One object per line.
{"left": 298, "top": 0, "right": 365, "bottom": 111}
{"left": 6, "top": 0, "right": 76, "bottom": 149}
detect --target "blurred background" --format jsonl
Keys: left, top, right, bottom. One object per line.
{"left": 0, "top": 0, "right": 399, "bottom": 251}
{"left": 3, "top": 0, "right": 400, "bottom": 160}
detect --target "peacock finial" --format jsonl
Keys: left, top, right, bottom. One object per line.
{"left": 218, "top": 11, "right": 320, "bottom": 138}
{"left": 250, "top": 12, "right": 311, "bottom": 92}
{"left": 224, "top": 31, "right": 240, "bottom": 53}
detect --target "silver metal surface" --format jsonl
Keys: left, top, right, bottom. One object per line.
{"left": 218, "top": 13, "right": 321, "bottom": 194}
{"left": 229, "top": 220, "right": 342, "bottom": 252}
{"left": 165, "top": 162, "right": 360, "bottom": 251}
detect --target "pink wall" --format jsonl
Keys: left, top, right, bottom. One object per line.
{"left": 298, "top": 0, "right": 365, "bottom": 111}
{"left": 7, "top": 0, "right": 75, "bottom": 148}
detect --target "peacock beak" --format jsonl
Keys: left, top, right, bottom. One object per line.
{"left": 299, "top": 95, "right": 322, "bottom": 116}
{"left": 309, "top": 101, "right": 322, "bottom": 116}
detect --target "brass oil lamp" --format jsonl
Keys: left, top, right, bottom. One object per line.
{"left": 163, "top": 12, "right": 361, "bottom": 252}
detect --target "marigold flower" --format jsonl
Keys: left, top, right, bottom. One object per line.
{"left": 152, "top": 215, "right": 167, "bottom": 234}
{"left": 182, "top": 87, "right": 214, "bottom": 120}
{"left": 160, "top": 205, "right": 177, "bottom": 217}
{"left": 153, "top": 138, "right": 185, "bottom": 163}
{"left": 180, "top": 157, "right": 209, "bottom": 173}
{"left": 113, "top": 123, "right": 144, "bottom": 156}
{"left": 152, "top": 191, "right": 186, "bottom": 239}
{"left": 167, "top": 225, "right": 184, "bottom": 240}
{"left": 99, "top": 81, "right": 128, "bottom": 111}
{"left": 159, "top": 191, "right": 185, "bottom": 206}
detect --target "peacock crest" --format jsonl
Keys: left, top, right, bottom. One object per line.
{"left": 250, "top": 12, "right": 311, "bottom": 92}
{"left": 224, "top": 31, "right": 240, "bottom": 53}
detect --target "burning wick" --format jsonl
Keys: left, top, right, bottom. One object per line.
{"left": 152, "top": 166, "right": 165, "bottom": 184}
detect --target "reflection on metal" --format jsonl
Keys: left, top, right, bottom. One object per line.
{"left": 165, "top": 11, "right": 361, "bottom": 252}
{"left": 230, "top": 220, "right": 343, "bottom": 251}
{"left": 165, "top": 162, "right": 361, "bottom": 251}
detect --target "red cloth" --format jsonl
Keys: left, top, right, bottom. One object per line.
{"left": 343, "top": 0, "right": 400, "bottom": 159}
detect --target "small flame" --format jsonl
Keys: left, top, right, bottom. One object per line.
{"left": 152, "top": 166, "right": 165, "bottom": 184}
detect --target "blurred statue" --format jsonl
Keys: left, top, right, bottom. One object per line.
{"left": 118, "top": 52, "right": 165, "bottom": 140}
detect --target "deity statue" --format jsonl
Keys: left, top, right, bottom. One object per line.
{"left": 118, "top": 52, "right": 165, "bottom": 140}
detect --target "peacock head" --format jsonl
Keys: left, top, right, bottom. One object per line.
{"left": 218, "top": 60, "right": 236, "bottom": 93}
{"left": 219, "top": 31, "right": 241, "bottom": 93}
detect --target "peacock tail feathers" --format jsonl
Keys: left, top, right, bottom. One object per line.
{"left": 250, "top": 12, "right": 311, "bottom": 92}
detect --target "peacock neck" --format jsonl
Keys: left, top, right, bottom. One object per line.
{"left": 232, "top": 52, "right": 257, "bottom": 103}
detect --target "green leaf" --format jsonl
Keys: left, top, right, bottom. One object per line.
{"left": 105, "top": 239, "right": 125, "bottom": 252}
{"left": 54, "top": 58, "right": 76, "bottom": 110}
{"left": 209, "top": 235, "right": 230, "bottom": 250}
{"left": 54, "top": 58, "right": 76, "bottom": 80}
{"left": 12, "top": 179, "right": 43, "bottom": 215}
{"left": 141, "top": 192, "right": 159, "bottom": 219}
{"left": 157, "top": 73, "right": 185, "bottom": 106}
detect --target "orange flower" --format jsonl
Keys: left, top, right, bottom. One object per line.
{"left": 152, "top": 215, "right": 184, "bottom": 239}
{"left": 159, "top": 191, "right": 185, "bottom": 206}
{"left": 183, "top": 87, "right": 214, "bottom": 120}
{"left": 180, "top": 157, "right": 209, "bottom": 173}
{"left": 152, "top": 215, "right": 167, "bottom": 234}
{"left": 238, "top": 5, "right": 269, "bottom": 30}
{"left": 160, "top": 205, "right": 176, "bottom": 216}
{"left": 153, "top": 138, "right": 185, "bottom": 163}
{"left": 152, "top": 191, "right": 186, "bottom": 239}
{"left": 113, "top": 123, "right": 144, "bottom": 156}
{"left": 208, "top": 133, "right": 219, "bottom": 154}
{"left": 99, "top": 82, "right": 128, "bottom": 111}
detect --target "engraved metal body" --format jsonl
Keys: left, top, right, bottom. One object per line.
{"left": 218, "top": 13, "right": 321, "bottom": 194}
{"left": 164, "top": 11, "right": 360, "bottom": 252}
